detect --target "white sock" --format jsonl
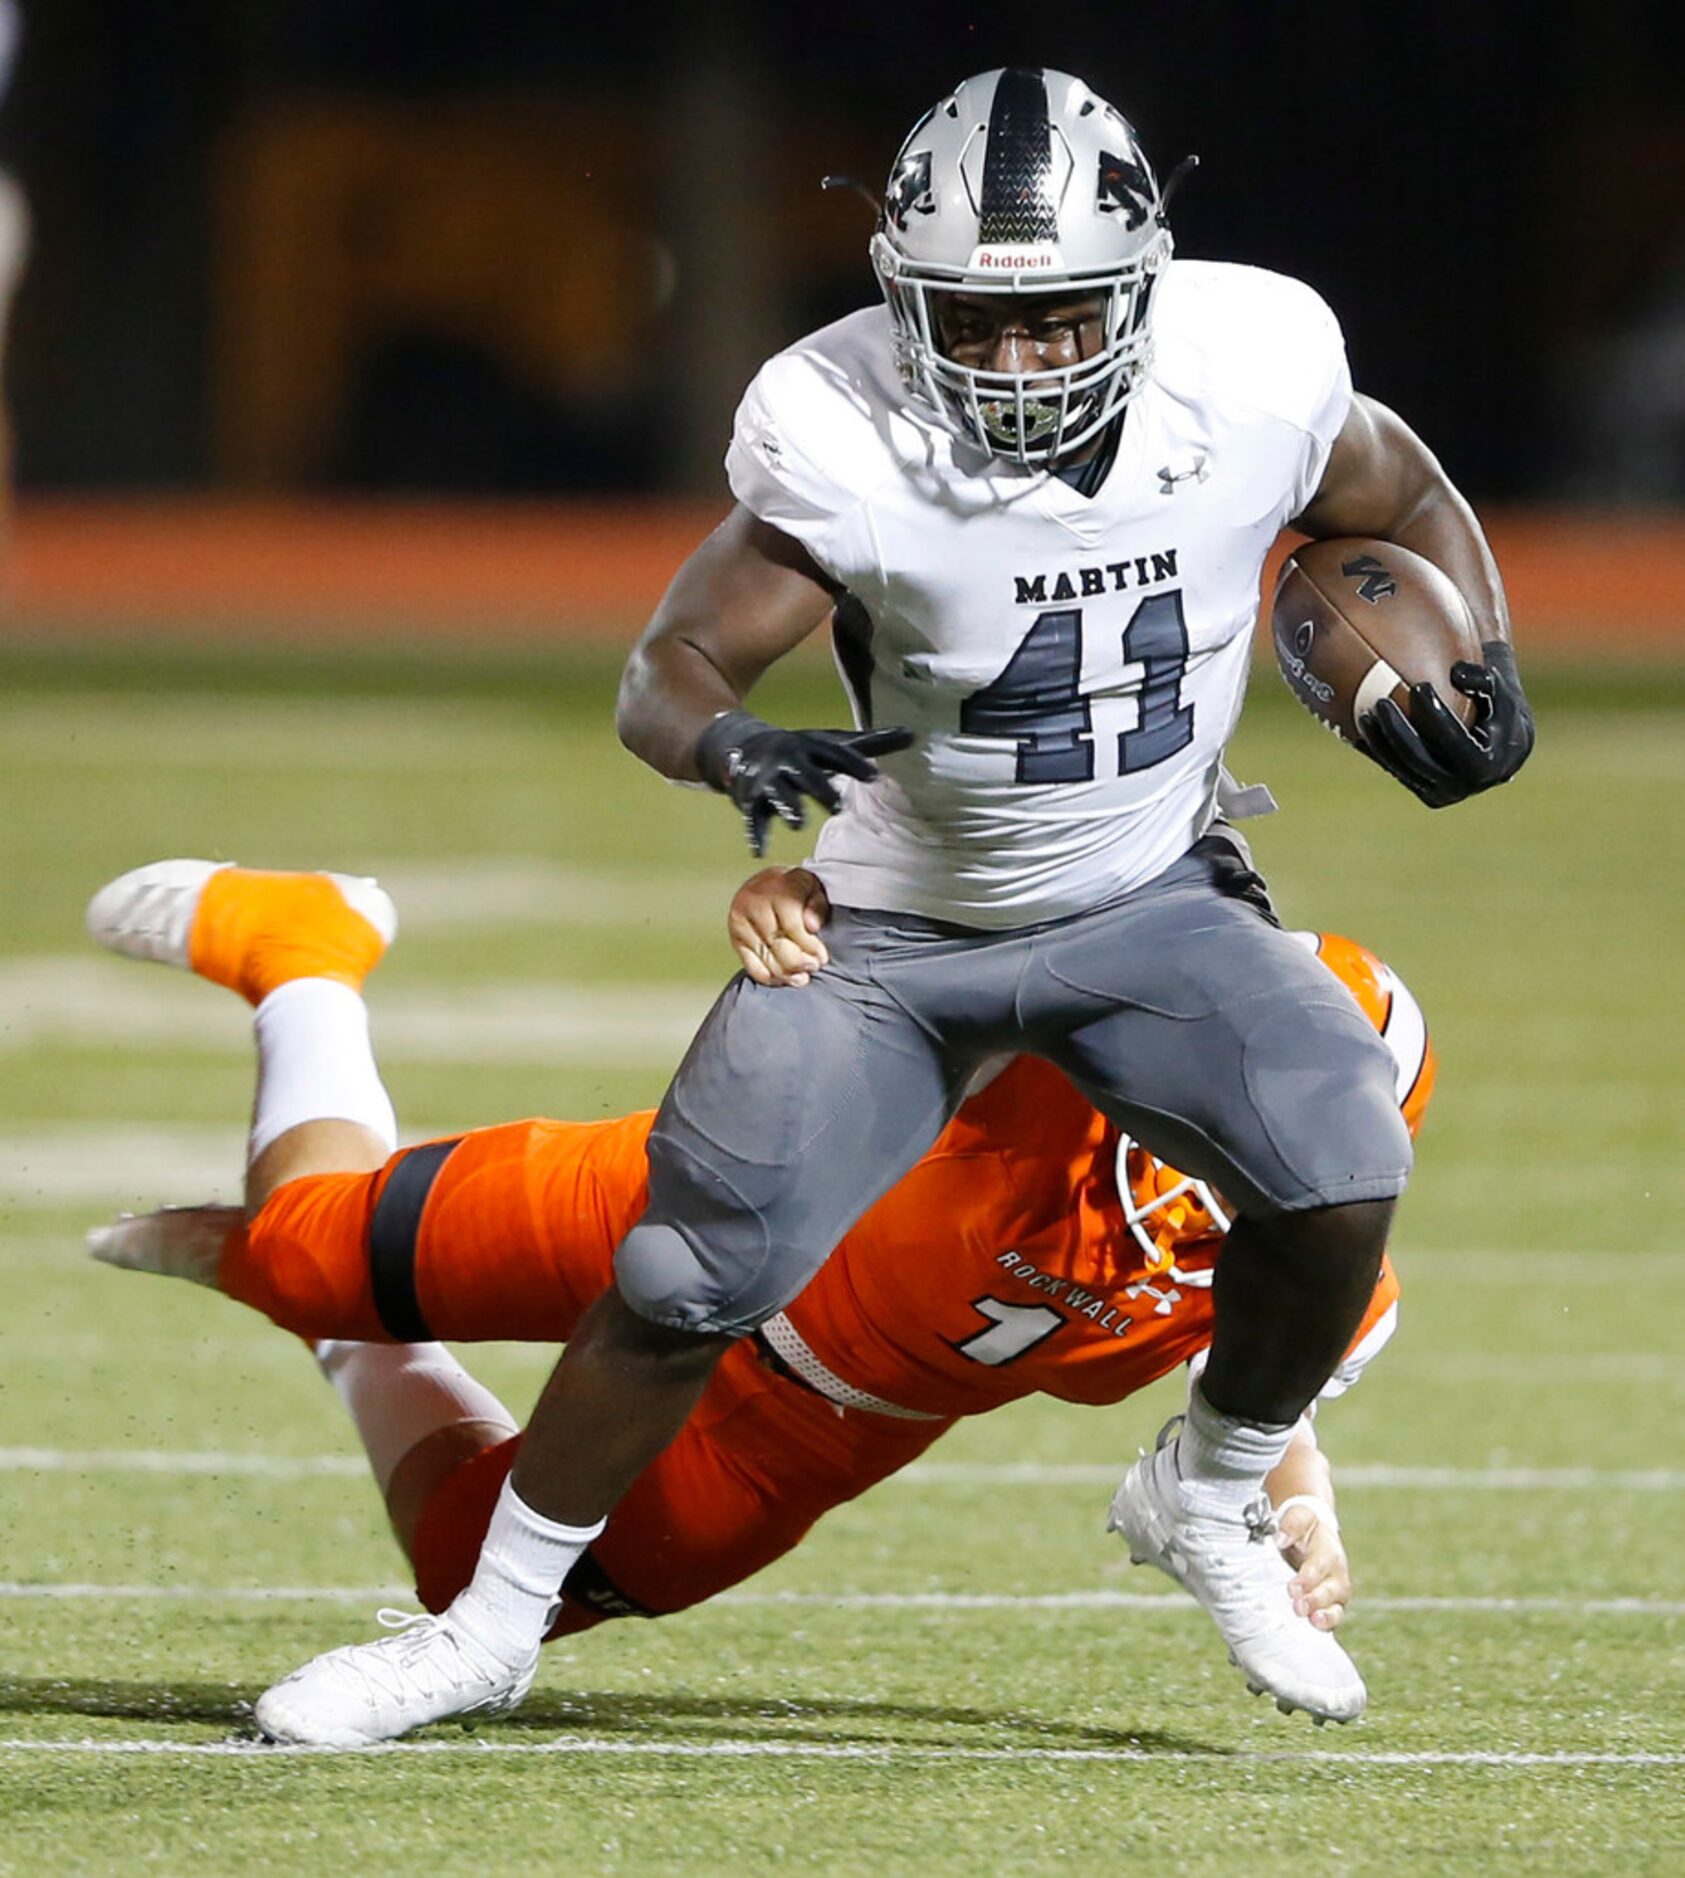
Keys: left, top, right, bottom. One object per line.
{"left": 1173, "top": 1379, "right": 1296, "bottom": 1519}
{"left": 314, "top": 1339, "right": 518, "bottom": 1495}
{"left": 250, "top": 978, "right": 397, "bottom": 1159}
{"left": 447, "top": 1477, "right": 604, "bottom": 1662}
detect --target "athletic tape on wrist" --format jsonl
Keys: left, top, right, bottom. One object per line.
{"left": 1272, "top": 1492, "right": 1339, "bottom": 1534}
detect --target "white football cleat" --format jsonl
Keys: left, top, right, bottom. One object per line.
{"left": 85, "top": 859, "right": 234, "bottom": 970}
{"left": 1107, "top": 1421, "right": 1367, "bottom": 1724}
{"left": 86, "top": 1204, "right": 243, "bottom": 1288}
{"left": 254, "top": 1608, "right": 538, "bottom": 1748}
{"left": 87, "top": 858, "right": 395, "bottom": 1005}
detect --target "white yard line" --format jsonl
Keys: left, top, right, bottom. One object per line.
{"left": 0, "top": 1736, "right": 1679, "bottom": 1766}
{"left": 0, "top": 1448, "right": 367, "bottom": 1477}
{"left": 0, "top": 702, "right": 541, "bottom": 772}
{"left": 722, "top": 1591, "right": 1685, "bottom": 1616}
{"left": 0, "top": 1581, "right": 405, "bottom": 1602}
{"left": 0, "top": 957, "right": 712, "bottom": 1066}
{"left": 1385, "top": 1353, "right": 1682, "bottom": 1382}
{"left": 1335, "top": 1462, "right": 1685, "bottom": 1489}
{"left": 4, "top": 1449, "right": 1684, "bottom": 1491}
{"left": 1, "top": 1126, "right": 246, "bottom": 1205}
{"left": 1, "top": 1581, "right": 1682, "bottom": 1617}
{"left": 373, "top": 859, "right": 728, "bottom": 930}
{"left": 898, "top": 1460, "right": 1685, "bottom": 1490}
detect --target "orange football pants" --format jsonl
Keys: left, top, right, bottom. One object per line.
{"left": 222, "top": 1118, "right": 650, "bottom": 1345}
{"left": 411, "top": 1356, "right": 947, "bottom": 1637}
{"left": 226, "top": 1123, "right": 951, "bottom": 1635}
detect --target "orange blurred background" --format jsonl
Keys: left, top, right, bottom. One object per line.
{"left": 9, "top": 498, "right": 1682, "bottom": 654}
{"left": 4, "top": 6, "right": 1684, "bottom": 653}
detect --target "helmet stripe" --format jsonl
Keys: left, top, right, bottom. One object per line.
{"left": 978, "top": 67, "right": 1057, "bottom": 245}
{"left": 1378, "top": 965, "right": 1430, "bottom": 1107}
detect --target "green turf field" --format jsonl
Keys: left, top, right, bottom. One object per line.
{"left": 0, "top": 637, "right": 1681, "bottom": 1874}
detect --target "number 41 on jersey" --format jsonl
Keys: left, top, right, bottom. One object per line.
{"left": 960, "top": 592, "right": 1195, "bottom": 783}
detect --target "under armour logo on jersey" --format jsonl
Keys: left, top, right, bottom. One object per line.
{"left": 1156, "top": 455, "right": 1209, "bottom": 495}
{"left": 1340, "top": 554, "right": 1399, "bottom": 604}
{"left": 885, "top": 150, "right": 935, "bottom": 231}
{"left": 1097, "top": 150, "right": 1154, "bottom": 229}
{"left": 1124, "top": 1278, "right": 1183, "bottom": 1316}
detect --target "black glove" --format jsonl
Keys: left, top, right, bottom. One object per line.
{"left": 694, "top": 710, "right": 914, "bottom": 856}
{"left": 1358, "top": 640, "right": 1535, "bottom": 809}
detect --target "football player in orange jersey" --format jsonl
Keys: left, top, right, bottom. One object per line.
{"left": 86, "top": 856, "right": 1432, "bottom": 1736}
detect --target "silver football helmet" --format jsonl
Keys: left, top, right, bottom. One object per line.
{"left": 871, "top": 67, "right": 1174, "bottom": 465}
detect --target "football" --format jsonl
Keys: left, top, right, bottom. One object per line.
{"left": 1271, "top": 537, "right": 1483, "bottom": 745}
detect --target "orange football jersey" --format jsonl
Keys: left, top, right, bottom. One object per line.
{"left": 236, "top": 1058, "right": 1396, "bottom": 1412}
{"left": 777, "top": 1055, "right": 1397, "bottom": 1419}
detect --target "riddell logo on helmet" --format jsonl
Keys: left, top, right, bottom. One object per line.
{"left": 972, "top": 250, "right": 1058, "bottom": 270}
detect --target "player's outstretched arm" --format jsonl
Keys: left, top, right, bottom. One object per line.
{"left": 1293, "top": 394, "right": 1534, "bottom": 806}
{"left": 618, "top": 505, "right": 910, "bottom": 854}
{"left": 618, "top": 504, "right": 838, "bottom": 780}
{"left": 728, "top": 865, "right": 833, "bottom": 986}
{"left": 1266, "top": 1422, "right": 1350, "bottom": 1632}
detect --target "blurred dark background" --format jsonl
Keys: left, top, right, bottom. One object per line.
{"left": 6, "top": 0, "right": 1684, "bottom": 501}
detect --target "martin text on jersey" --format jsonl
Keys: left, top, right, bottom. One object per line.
{"left": 1013, "top": 548, "right": 1180, "bottom": 606}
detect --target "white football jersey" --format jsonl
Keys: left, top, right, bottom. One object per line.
{"left": 725, "top": 260, "right": 1352, "bottom": 927}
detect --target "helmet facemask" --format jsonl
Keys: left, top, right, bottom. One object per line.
{"left": 1117, "top": 1135, "right": 1232, "bottom": 1278}
{"left": 874, "top": 251, "right": 1167, "bottom": 463}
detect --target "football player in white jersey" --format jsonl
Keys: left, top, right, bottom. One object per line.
{"left": 253, "top": 66, "right": 1533, "bottom": 1746}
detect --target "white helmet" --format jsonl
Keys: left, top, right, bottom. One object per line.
{"left": 870, "top": 66, "right": 1174, "bottom": 465}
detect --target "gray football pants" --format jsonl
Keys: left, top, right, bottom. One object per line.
{"left": 616, "top": 834, "right": 1412, "bottom": 1335}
